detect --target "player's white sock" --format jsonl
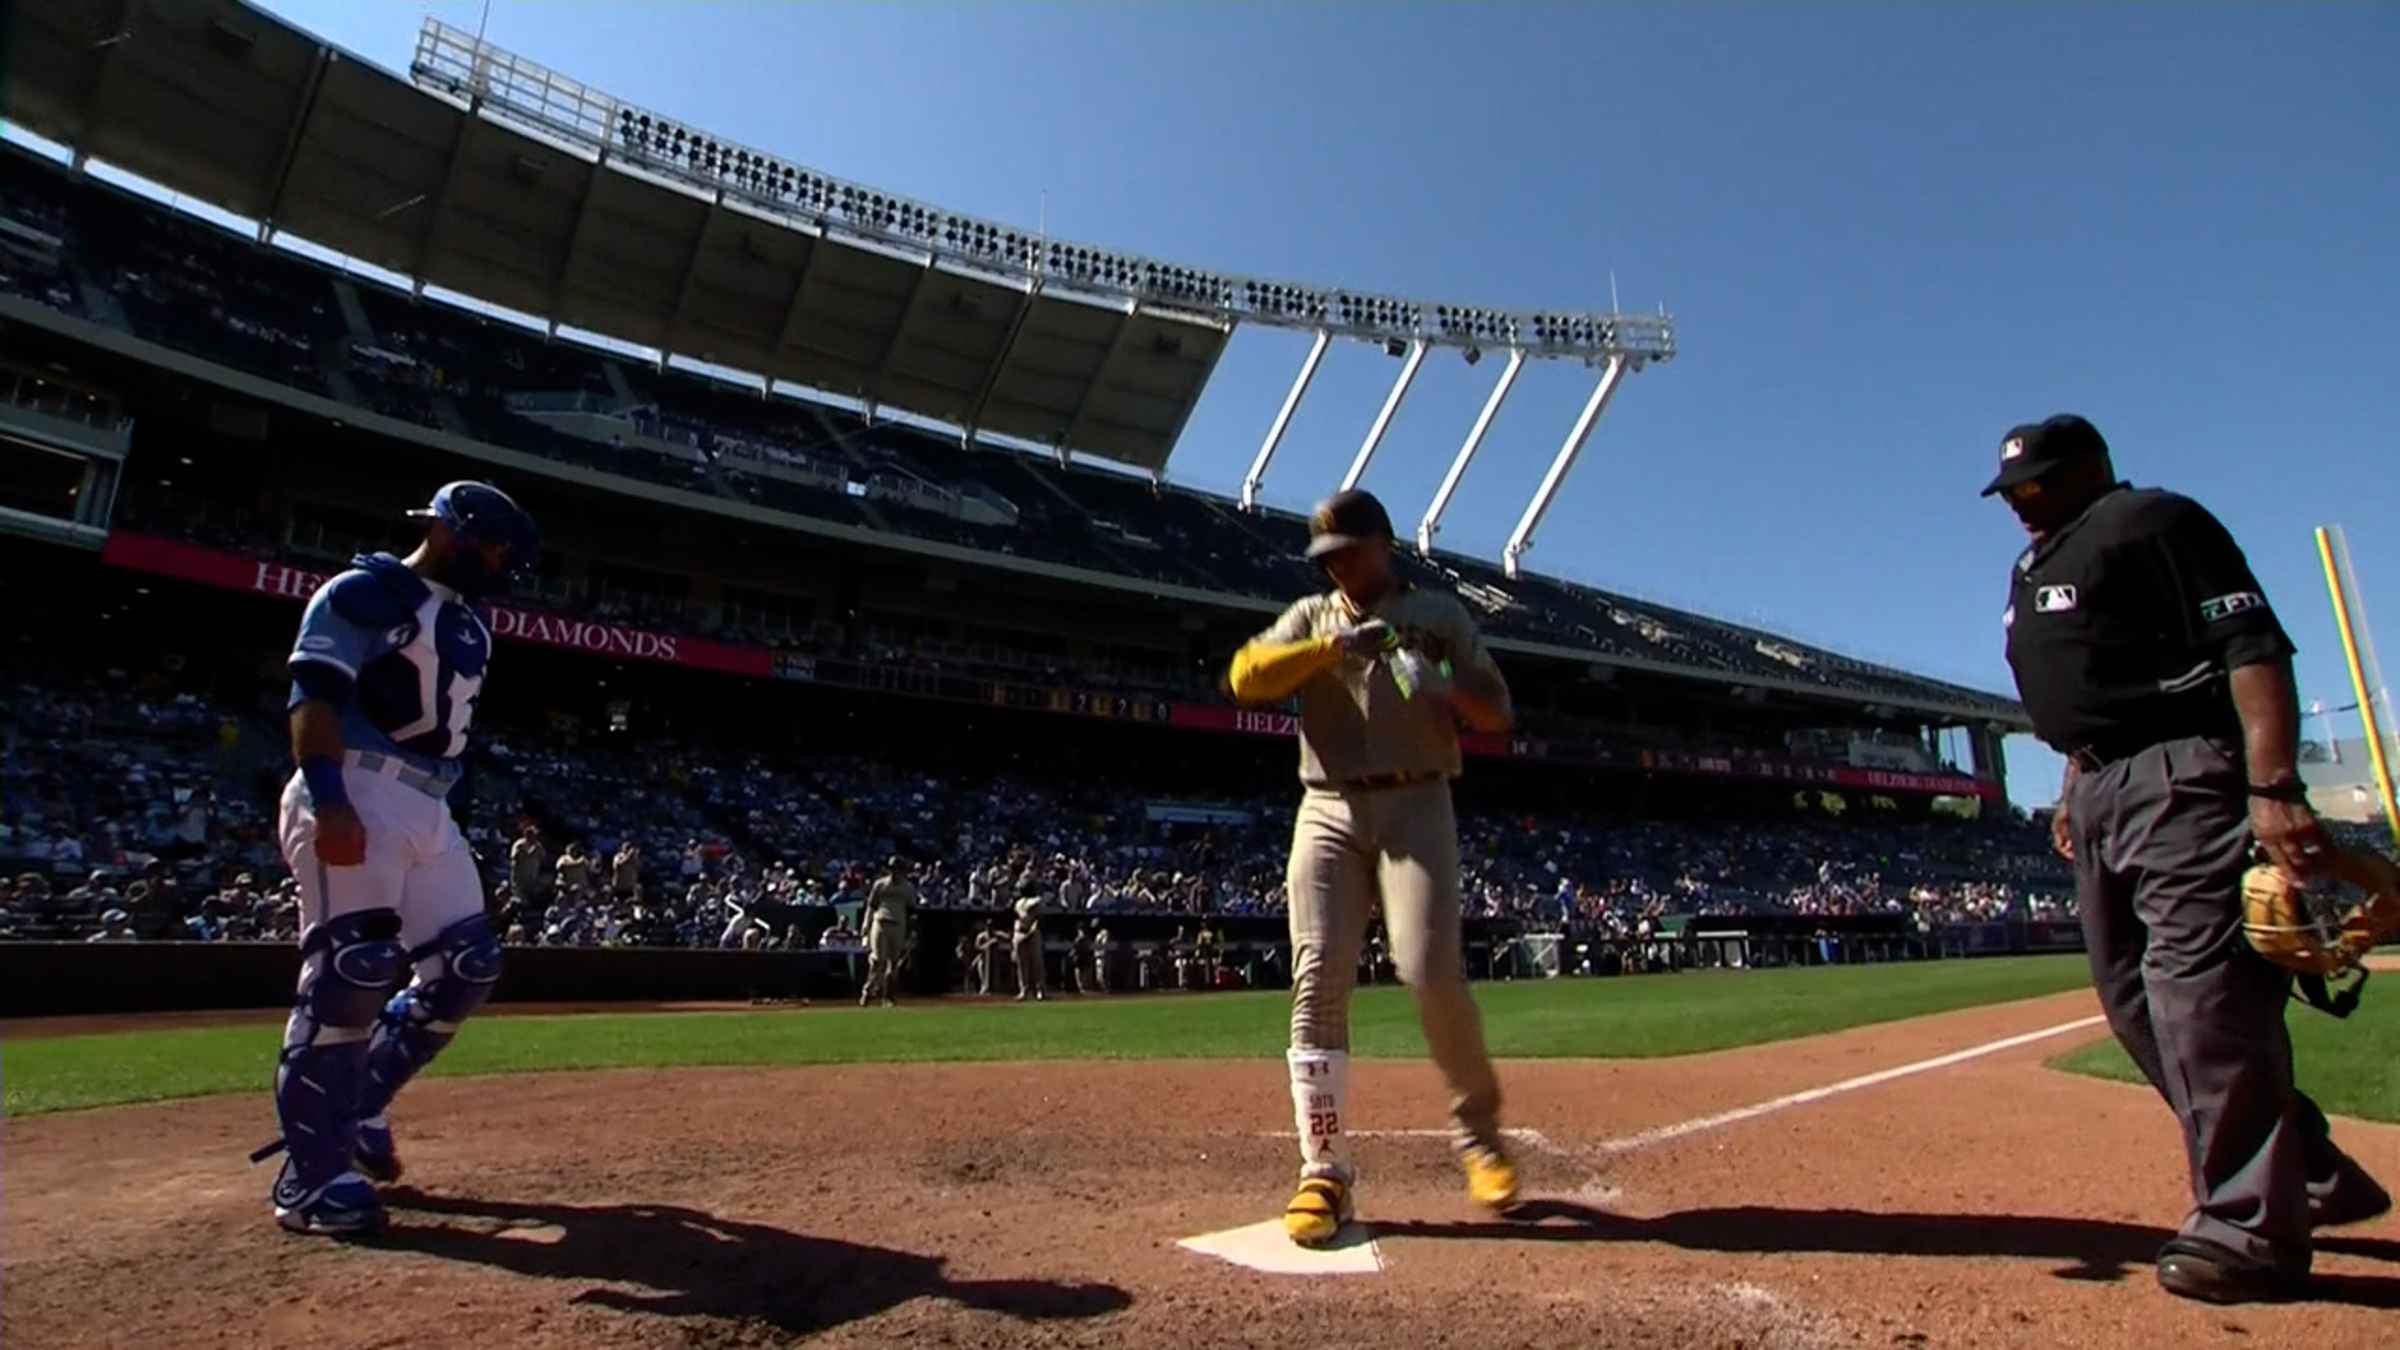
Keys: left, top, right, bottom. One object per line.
{"left": 1288, "top": 1048, "right": 1353, "bottom": 1185}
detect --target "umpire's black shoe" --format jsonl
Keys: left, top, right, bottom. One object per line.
{"left": 2311, "top": 1152, "right": 2392, "bottom": 1229}
{"left": 2155, "top": 1238, "right": 2305, "bottom": 1305}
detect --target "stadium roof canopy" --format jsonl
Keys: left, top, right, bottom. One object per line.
{"left": 2, "top": 2, "right": 1672, "bottom": 503}
{"left": 5, "top": 4, "right": 1234, "bottom": 471}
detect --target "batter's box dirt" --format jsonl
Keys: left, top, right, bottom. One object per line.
{"left": 5, "top": 993, "right": 2395, "bottom": 1348}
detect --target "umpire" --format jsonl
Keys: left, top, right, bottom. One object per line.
{"left": 1988, "top": 414, "right": 2388, "bottom": 1304}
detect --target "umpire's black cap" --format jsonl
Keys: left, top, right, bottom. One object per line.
{"left": 1305, "top": 488, "right": 1396, "bottom": 559}
{"left": 1980, "top": 414, "right": 2110, "bottom": 496}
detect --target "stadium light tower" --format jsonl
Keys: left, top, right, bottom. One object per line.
{"left": 1417, "top": 348, "right": 1524, "bottom": 555}
{"left": 394, "top": 18, "right": 1676, "bottom": 544}
{"left": 1338, "top": 338, "right": 1427, "bottom": 493}
{"left": 1502, "top": 354, "right": 1633, "bottom": 579}
{"left": 1241, "top": 330, "right": 1330, "bottom": 512}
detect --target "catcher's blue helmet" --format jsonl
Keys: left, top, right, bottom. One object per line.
{"left": 406, "top": 481, "right": 539, "bottom": 592}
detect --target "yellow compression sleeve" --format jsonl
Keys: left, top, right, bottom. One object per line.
{"left": 1228, "top": 635, "right": 1341, "bottom": 704}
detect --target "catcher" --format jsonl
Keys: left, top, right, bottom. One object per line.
{"left": 1988, "top": 414, "right": 2390, "bottom": 1304}
{"left": 1228, "top": 488, "right": 1518, "bottom": 1248}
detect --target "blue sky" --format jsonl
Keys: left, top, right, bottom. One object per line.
{"left": 228, "top": 4, "right": 2398, "bottom": 807}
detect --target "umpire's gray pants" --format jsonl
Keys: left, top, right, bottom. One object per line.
{"left": 2068, "top": 735, "right": 2320, "bottom": 1274}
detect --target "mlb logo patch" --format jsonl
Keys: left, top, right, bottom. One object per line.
{"left": 2034, "top": 585, "right": 2079, "bottom": 614}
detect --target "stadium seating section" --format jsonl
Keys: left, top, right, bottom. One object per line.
{"left": 3, "top": 663, "right": 2077, "bottom": 950}
{"left": 0, "top": 143, "right": 2011, "bottom": 716}
{"left": 1, "top": 144, "right": 2099, "bottom": 958}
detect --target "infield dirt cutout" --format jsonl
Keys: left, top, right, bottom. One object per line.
{"left": 6, "top": 990, "right": 2396, "bottom": 1348}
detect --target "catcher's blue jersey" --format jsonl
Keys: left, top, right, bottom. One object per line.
{"left": 287, "top": 553, "right": 493, "bottom": 778}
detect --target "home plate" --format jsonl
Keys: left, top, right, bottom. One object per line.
{"left": 1176, "top": 1219, "right": 1385, "bottom": 1275}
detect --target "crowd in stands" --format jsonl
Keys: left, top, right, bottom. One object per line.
{"left": 0, "top": 142, "right": 2017, "bottom": 720}
{"left": 0, "top": 672, "right": 295, "bottom": 942}
{"left": 1, "top": 662, "right": 2081, "bottom": 950}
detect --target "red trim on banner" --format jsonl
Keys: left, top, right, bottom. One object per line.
{"left": 1164, "top": 705, "right": 1501, "bottom": 758}
{"left": 99, "top": 533, "right": 772, "bottom": 678}
{"left": 1167, "top": 704, "right": 1296, "bottom": 737}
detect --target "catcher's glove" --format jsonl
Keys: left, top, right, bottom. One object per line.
{"left": 2241, "top": 848, "right": 2400, "bottom": 1014}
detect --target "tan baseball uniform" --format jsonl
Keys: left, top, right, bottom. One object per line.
{"left": 1235, "top": 583, "right": 1507, "bottom": 1187}
{"left": 859, "top": 873, "right": 915, "bottom": 1005}
{"left": 555, "top": 848, "right": 589, "bottom": 898}
{"left": 973, "top": 926, "right": 1007, "bottom": 994}
{"left": 509, "top": 834, "right": 547, "bottom": 903}
{"left": 1011, "top": 893, "right": 1046, "bottom": 1000}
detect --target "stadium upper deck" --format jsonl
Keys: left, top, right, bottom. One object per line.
{"left": 0, "top": 0, "right": 2025, "bottom": 742}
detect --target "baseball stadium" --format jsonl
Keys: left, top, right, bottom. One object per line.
{"left": 2, "top": 5, "right": 2395, "bottom": 1348}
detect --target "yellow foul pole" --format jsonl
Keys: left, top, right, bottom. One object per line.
{"left": 2315, "top": 526, "right": 2400, "bottom": 849}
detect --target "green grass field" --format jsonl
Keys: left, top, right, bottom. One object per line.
{"left": 4, "top": 956, "right": 2091, "bottom": 1116}
{"left": 2050, "top": 988, "right": 2400, "bottom": 1125}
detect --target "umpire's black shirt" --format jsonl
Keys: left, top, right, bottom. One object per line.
{"left": 2004, "top": 485, "right": 2293, "bottom": 755}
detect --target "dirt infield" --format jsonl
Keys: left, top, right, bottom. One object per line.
{"left": 5, "top": 991, "right": 2395, "bottom": 1348}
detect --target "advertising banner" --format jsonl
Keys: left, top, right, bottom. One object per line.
{"left": 100, "top": 534, "right": 772, "bottom": 677}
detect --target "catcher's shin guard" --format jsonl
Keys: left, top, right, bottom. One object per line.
{"left": 357, "top": 913, "right": 502, "bottom": 1121}
{"left": 353, "top": 1114, "right": 403, "bottom": 1184}
{"left": 274, "top": 909, "right": 408, "bottom": 1190}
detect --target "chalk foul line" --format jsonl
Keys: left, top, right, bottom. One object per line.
{"left": 1252, "top": 1014, "right": 2109, "bottom": 1160}
{"left": 1589, "top": 1013, "right": 2108, "bottom": 1155}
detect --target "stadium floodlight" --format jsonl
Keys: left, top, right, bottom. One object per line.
{"left": 409, "top": 19, "right": 1675, "bottom": 367}
{"left": 1339, "top": 339, "right": 1427, "bottom": 493}
{"left": 1502, "top": 354, "right": 1631, "bottom": 579}
{"left": 1418, "top": 348, "right": 1524, "bottom": 555}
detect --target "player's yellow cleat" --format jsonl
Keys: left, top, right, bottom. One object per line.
{"left": 1460, "top": 1145, "right": 1519, "bottom": 1211}
{"left": 1283, "top": 1177, "right": 1351, "bottom": 1247}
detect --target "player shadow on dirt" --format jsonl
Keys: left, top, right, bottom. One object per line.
{"left": 371, "top": 1187, "right": 1133, "bottom": 1336}
{"left": 1378, "top": 1201, "right": 2400, "bottom": 1308}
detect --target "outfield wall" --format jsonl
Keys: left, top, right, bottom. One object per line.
{"left": 0, "top": 915, "right": 2081, "bottom": 1018}
{"left": 0, "top": 941, "right": 856, "bottom": 1017}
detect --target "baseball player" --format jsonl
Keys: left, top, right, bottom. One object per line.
{"left": 1228, "top": 488, "right": 1518, "bottom": 1247}
{"left": 1011, "top": 884, "right": 1047, "bottom": 1002}
{"left": 256, "top": 481, "right": 537, "bottom": 1236}
{"left": 610, "top": 840, "right": 641, "bottom": 905}
{"left": 554, "top": 841, "right": 590, "bottom": 904}
{"left": 1194, "top": 921, "right": 1223, "bottom": 989}
{"left": 954, "top": 930, "right": 979, "bottom": 993}
{"left": 507, "top": 824, "right": 547, "bottom": 916}
{"left": 974, "top": 919, "right": 1007, "bottom": 994}
{"left": 859, "top": 855, "right": 916, "bottom": 1007}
